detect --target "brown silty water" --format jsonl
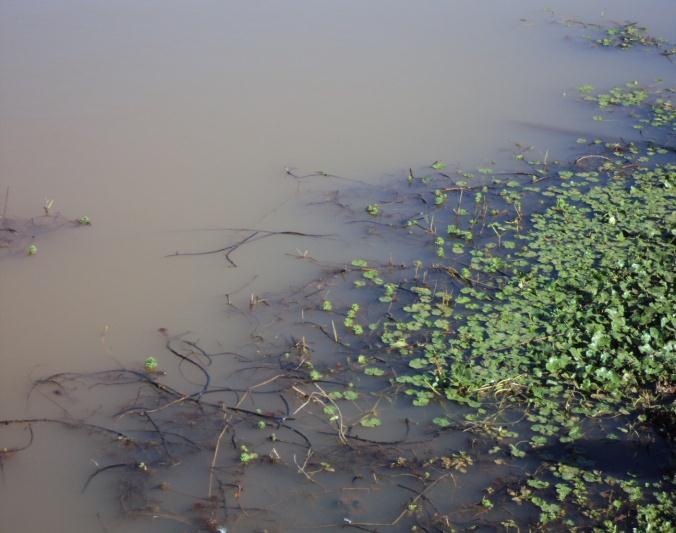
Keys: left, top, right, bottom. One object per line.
{"left": 1, "top": 1, "right": 674, "bottom": 531}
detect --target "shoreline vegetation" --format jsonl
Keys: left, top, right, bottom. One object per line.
{"left": 1, "top": 16, "right": 674, "bottom": 532}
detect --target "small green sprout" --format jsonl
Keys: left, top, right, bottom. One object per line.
{"left": 323, "top": 405, "right": 339, "bottom": 421}
{"left": 27, "top": 244, "right": 38, "bottom": 256}
{"left": 144, "top": 357, "right": 159, "bottom": 372}
{"left": 481, "top": 497, "right": 494, "bottom": 509}
{"left": 366, "top": 203, "right": 381, "bottom": 216}
{"left": 77, "top": 216, "right": 91, "bottom": 225}
{"left": 240, "top": 445, "right": 258, "bottom": 464}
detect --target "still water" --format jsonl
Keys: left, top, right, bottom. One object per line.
{"left": 1, "top": 1, "right": 674, "bottom": 531}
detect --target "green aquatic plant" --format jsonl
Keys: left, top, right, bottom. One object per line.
{"left": 239, "top": 445, "right": 258, "bottom": 464}
{"left": 344, "top": 303, "right": 364, "bottom": 335}
{"left": 595, "top": 22, "right": 662, "bottom": 49}
{"left": 313, "top": 78, "right": 675, "bottom": 530}
{"left": 343, "top": 390, "right": 359, "bottom": 401}
{"left": 580, "top": 81, "right": 648, "bottom": 107}
{"left": 359, "top": 415, "right": 381, "bottom": 428}
{"left": 366, "top": 203, "right": 381, "bottom": 216}
{"left": 580, "top": 81, "right": 675, "bottom": 132}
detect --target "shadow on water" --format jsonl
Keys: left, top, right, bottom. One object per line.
{"left": 533, "top": 438, "right": 674, "bottom": 480}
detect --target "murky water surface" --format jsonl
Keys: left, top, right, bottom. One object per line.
{"left": 1, "top": 1, "right": 674, "bottom": 531}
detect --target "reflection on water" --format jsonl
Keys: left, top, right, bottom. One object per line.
{"left": 1, "top": 0, "right": 674, "bottom": 531}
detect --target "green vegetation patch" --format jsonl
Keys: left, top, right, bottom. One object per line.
{"left": 595, "top": 22, "right": 663, "bottom": 49}
{"left": 313, "top": 81, "right": 675, "bottom": 529}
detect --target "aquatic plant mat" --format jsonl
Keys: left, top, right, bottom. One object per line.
{"left": 2, "top": 23, "right": 675, "bottom": 533}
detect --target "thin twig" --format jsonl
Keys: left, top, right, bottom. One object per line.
{"left": 208, "top": 409, "right": 229, "bottom": 499}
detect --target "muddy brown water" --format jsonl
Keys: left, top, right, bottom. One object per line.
{"left": 1, "top": 1, "right": 675, "bottom": 532}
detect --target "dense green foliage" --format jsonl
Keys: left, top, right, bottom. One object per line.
{"left": 431, "top": 161, "right": 675, "bottom": 417}
{"left": 316, "top": 82, "right": 675, "bottom": 529}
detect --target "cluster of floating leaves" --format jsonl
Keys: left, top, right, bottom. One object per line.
{"left": 311, "top": 82, "right": 675, "bottom": 530}
{"left": 579, "top": 81, "right": 676, "bottom": 133}
{"left": 554, "top": 14, "right": 675, "bottom": 59}
{"left": 595, "top": 22, "right": 663, "bottom": 49}
{"left": 594, "top": 22, "right": 676, "bottom": 60}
